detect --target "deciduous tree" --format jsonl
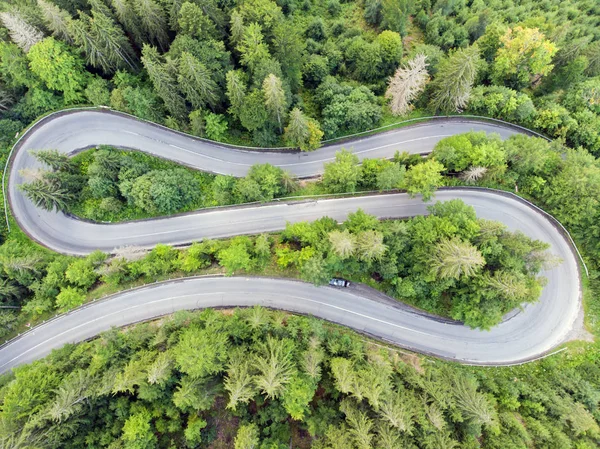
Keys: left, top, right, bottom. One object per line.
{"left": 492, "top": 27, "right": 557, "bottom": 89}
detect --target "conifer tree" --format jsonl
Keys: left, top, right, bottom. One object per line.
{"left": 225, "top": 70, "right": 247, "bottom": 120}
{"left": 238, "top": 23, "right": 270, "bottom": 73}
{"left": 234, "top": 424, "right": 259, "bottom": 449}
{"left": 386, "top": 54, "right": 429, "bottom": 116}
{"left": 177, "top": 52, "right": 220, "bottom": 110}
{"left": 283, "top": 108, "right": 323, "bottom": 151}
{"left": 32, "top": 149, "right": 73, "bottom": 172}
{"left": 133, "top": 0, "right": 169, "bottom": 51}
{"left": 68, "top": 16, "right": 111, "bottom": 73}
{"left": 141, "top": 45, "right": 187, "bottom": 121}
{"left": 229, "top": 10, "right": 244, "bottom": 46}
{"left": 431, "top": 45, "right": 481, "bottom": 113}
{"left": 111, "top": 0, "right": 145, "bottom": 46}
{"left": 253, "top": 336, "right": 295, "bottom": 399}
{"left": 87, "top": 6, "right": 137, "bottom": 72}
{"left": 328, "top": 229, "right": 356, "bottom": 260}
{"left": 262, "top": 73, "right": 286, "bottom": 132}
{"left": 0, "top": 12, "right": 44, "bottom": 52}
{"left": 37, "top": 0, "right": 73, "bottom": 43}
{"left": 19, "top": 179, "right": 73, "bottom": 212}
{"left": 431, "top": 237, "right": 485, "bottom": 280}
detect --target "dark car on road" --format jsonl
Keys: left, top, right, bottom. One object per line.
{"left": 329, "top": 278, "right": 351, "bottom": 287}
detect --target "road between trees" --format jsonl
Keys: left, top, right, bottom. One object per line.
{"left": 0, "top": 110, "right": 581, "bottom": 370}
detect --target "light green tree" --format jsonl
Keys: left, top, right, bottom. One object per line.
{"left": 323, "top": 149, "right": 361, "bottom": 193}
{"left": 234, "top": 423, "right": 259, "bottom": 449}
{"left": 28, "top": 38, "right": 88, "bottom": 103}
{"left": 431, "top": 238, "right": 485, "bottom": 280}
{"left": 284, "top": 108, "right": 323, "bottom": 151}
{"left": 356, "top": 230, "right": 387, "bottom": 263}
{"left": 262, "top": 73, "right": 286, "bottom": 132}
{"left": 224, "top": 351, "right": 256, "bottom": 410}
{"left": 55, "top": 287, "right": 85, "bottom": 311}
{"left": 402, "top": 159, "right": 444, "bottom": 201}
{"left": 253, "top": 336, "right": 295, "bottom": 399}
{"left": 37, "top": 0, "right": 72, "bottom": 42}
{"left": 492, "top": 27, "right": 557, "bottom": 89}
{"left": 174, "top": 326, "right": 229, "bottom": 378}
{"left": 238, "top": 23, "right": 270, "bottom": 73}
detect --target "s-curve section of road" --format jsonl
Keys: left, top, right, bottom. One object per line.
{"left": 0, "top": 110, "right": 582, "bottom": 372}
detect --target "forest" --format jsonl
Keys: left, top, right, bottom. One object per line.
{"left": 1, "top": 0, "right": 600, "bottom": 447}
{"left": 1, "top": 307, "right": 599, "bottom": 448}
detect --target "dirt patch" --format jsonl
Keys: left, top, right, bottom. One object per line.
{"left": 399, "top": 352, "right": 425, "bottom": 374}
{"left": 564, "top": 302, "right": 595, "bottom": 343}
{"left": 206, "top": 397, "right": 240, "bottom": 449}
{"left": 290, "top": 421, "right": 314, "bottom": 448}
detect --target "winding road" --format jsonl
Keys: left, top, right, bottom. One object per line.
{"left": 0, "top": 109, "right": 582, "bottom": 372}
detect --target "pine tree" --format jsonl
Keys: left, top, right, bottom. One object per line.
{"left": 356, "top": 230, "right": 387, "bottom": 263}
{"left": 379, "top": 390, "right": 414, "bottom": 432}
{"left": 376, "top": 422, "right": 403, "bottom": 449}
{"left": 253, "top": 336, "right": 295, "bottom": 399}
{"left": 328, "top": 229, "right": 356, "bottom": 259}
{"left": 0, "top": 12, "right": 44, "bottom": 53}
{"left": 68, "top": 16, "right": 111, "bottom": 73}
{"left": 452, "top": 375, "right": 497, "bottom": 430}
{"left": 224, "top": 351, "right": 255, "bottom": 410}
{"left": 37, "top": 0, "right": 73, "bottom": 43}
{"left": 31, "top": 149, "right": 73, "bottom": 172}
{"left": 485, "top": 270, "right": 529, "bottom": 301}
{"left": 146, "top": 352, "right": 172, "bottom": 385}
{"left": 19, "top": 179, "right": 73, "bottom": 212}
{"left": 229, "top": 10, "right": 244, "bottom": 46}
{"left": 234, "top": 423, "right": 259, "bottom": 449}
{"left": 330, "top": 358, "right": 356, "bottom": 394}
{"left": 141, "top": 45, "right": 187, "bottom": 121}
{"left": 0, "top": 89, "right": 13, "bottom": 112}
{"left": 431, "top": 45, "right": 481, "bottom": 113}
{"left": 133, "top": 0, "right": 169, "bottom": 51}
{"left": 238, "top": 23, "right": 270, "bottom": 73}
{"left": 177, "top": 52, "right": 220, "bottom": 110}
{"left": 283, "top": 109, "right": 324, "bottom": 151}
{"left": 283, "top": 107, "right": 309, "bottom": 147}
{"left": 301, "top": 346, "right": 324, "bottom": 380}
{"left": 431, "top": 238, "right": 485, "bottom": 280}
{"left": 262, "top": 73, "right": 286, "bottom": 132}
{"left": 47, "top": 371, "right": 93, "bottom": 423}
{"left": 385, "top": 54, "right": 429, "bottom": 116}
{"left": 225, "top": 70, "right": 247, "bottom": 120}
{"left": 86, "top": 6, "right": 138, "bottom": 72}
{"left": 111, "top": 0, "right": 145, "bottom": 46}
{"left": 341, "top": 400, "right": 375, "bottom": 449}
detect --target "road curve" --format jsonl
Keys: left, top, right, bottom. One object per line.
{"left": 9, "top": 110, "right": 521, "bottom": 254}
{"left": 0, "top": 110, "right": 581, "bottom": 370}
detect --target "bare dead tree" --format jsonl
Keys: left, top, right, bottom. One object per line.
{"left": 385, "top": 54, "right": 429, "bottom": 116}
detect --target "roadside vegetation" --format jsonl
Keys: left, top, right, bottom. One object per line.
{"left": 0, "top": 200, "right": 553, "bottom": 333}
{"left": 1, "top": 0, "right": 600, "bottom": 447}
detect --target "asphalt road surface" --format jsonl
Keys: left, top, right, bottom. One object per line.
{"left": 0, "top": 110, "right": 581, "bottom": 371}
